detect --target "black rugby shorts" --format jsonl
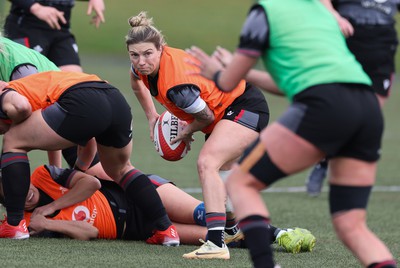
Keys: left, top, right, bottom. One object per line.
{"left": 42, "top": 82, "right": 133, "bottom": 148}
{"left": 278, "top": 83, "right": 383, "bottom": 162}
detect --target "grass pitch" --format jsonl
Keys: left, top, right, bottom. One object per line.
{"left": 0, "top": 1, "right": 399, "bottom": 267}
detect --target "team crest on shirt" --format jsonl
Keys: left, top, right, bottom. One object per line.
{"left": 72, "top": 205, "right": 98, "bottom": 224}
{"left": 72, "top": 206, "right": 90, "bottom": 221}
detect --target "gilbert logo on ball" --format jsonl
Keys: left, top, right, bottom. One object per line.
{"left": 154, "top": 111, "right": 188, "bottom": 161}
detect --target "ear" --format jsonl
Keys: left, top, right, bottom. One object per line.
{"left": 158, "top": 45, "right": 163, "bottom": 54}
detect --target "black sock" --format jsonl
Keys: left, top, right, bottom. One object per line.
{"left": 239, "top": 215, "right": 275, "bottom": 268}
{"left": 225, "top": 212, "right": 240, "bottom": 235}
{"left": 230, "top": 224, "right": 279, "bottom": 247}
{"left": 206, "top": 212, "right": 226, "bottom": 247}
{"left": 119, "top": 169, "right": 172, "bottom": 231}
{"left": 367, "top": 260, "right": 397, "bottom": 268}
{"left": 225, "top": 211, "right": 236, "bottom": 228}
{"left": 208, "top": 229, "right": 224, "bottom": 247}
{"left": 268, "top": 224, "right": 280, "bottom": 242}
{"left": 1, "top": 152, "right": 30, "bottom": 226}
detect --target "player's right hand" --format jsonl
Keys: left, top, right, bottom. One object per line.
{"left": 212, "top": 46, "right": 233, "bottom": 68}
{"left": 30, "top": 3, "right": 67, "bottom": 30}
{"left": 337, "top": 16, "right": 354, "bottom": 38}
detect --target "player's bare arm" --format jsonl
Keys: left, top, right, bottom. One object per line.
{"left": 31, "top": 167, "right": 101, "bottom": 218}
{"left": 130, "top": 72, "right": 159, "bottom": 140}
{"left": 171, "top": 106, "right": 213, "bottom": 145}
{"left": 213, "top": 46, "right": 280, "bottom": 94}
{"left": 87, "top": 0, "right": 105, "bottom": 28}
{"left": 319, "top": 0, "right": 354, "bottom": 37}
{"left": 168, "top": 85, "right": 213, "bottom": 145}
{"left": 29, "top": 214, "right": 99, "bottom": 240}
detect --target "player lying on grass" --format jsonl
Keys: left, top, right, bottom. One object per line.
{"left": 0, "top": 165, "right": 315, "bottom": 253}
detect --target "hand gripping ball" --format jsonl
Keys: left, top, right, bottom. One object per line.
{"left": 153, "top": 111, "right": 188, "bottom": 161}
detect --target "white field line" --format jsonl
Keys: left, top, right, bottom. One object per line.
{"left": 182, "top": 186, "right": 400, "bottom": 194}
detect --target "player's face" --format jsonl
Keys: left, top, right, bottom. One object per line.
{"left": 128, "top": 42, "right": 162, "bottom": 77}
{"left": 25, "top": 184, "right": 39, "bottom": 211}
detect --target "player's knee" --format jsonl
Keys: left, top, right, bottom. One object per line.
{"left": 193, "top": 202, "right": 206, "bottom": 226}
{"left": 329, "top": 184, "right": 372, "bottom": 237}
{"left": 197, "top": 153, "right": 219, "bottom": 177}
{"left": 2, "top": 132, "right": 22, "bottom": 151}
{"left": 332, "top": 215, "right": 367, "bottom": 244}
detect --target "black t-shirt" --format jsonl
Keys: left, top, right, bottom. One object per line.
{"left": 332, "top": 0, "right": 400, "bottom": 25}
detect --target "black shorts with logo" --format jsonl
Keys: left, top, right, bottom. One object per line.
{"left": 278, "top": 83, "right": 383, "bottom": 162}
{"left": 42, "top": 82, "right": 132, "bottom": 148}
{"left": 346, "top": 24, "right": 398, "bottom": 97}
{"left": 223, "top": 83, "right": 270, "bottom": 132}
{"left": 205, "top": 83, "right": 269, "bottom": 140}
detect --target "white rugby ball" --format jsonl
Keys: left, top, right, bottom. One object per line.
{"left": 153, "top": 111, "right": 188, "bottom": 161}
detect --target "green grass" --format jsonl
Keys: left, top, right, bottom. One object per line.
{"left": 0, "top": 1, "right": 400, "bottom": 267}
{"left": 0, "top": 191, "right": 398, "bottom": 267}
{"left": 0, "top": 59, "right": 397, "bottom": 268}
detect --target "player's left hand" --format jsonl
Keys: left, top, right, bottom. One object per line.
{"left": 87, "top": 0, "right": 105, "bottom": 28}
{"left": 170, "top": 121, "right": 194, "bottom": 150}
{"left": 29, "top": 214, "right": 47, "bottom": 235}
{"left": 149, "top": 113, "right": 160, "bottom": 142}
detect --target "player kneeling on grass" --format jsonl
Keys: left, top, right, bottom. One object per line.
{"left": 0, "top": 165, "right": 315, "bottom": 252}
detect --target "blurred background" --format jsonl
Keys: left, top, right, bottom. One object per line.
{"left": 0, "top": 0, "right": 260, "bottom": 189}
{"left": 0, "top": 0, "right": 399, "bottom": 190}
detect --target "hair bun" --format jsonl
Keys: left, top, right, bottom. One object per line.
{"left": 128, "top": 11, "right": 153, "bottom": 28}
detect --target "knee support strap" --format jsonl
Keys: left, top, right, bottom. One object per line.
{"left": 239, "top": 138, "right": 286, "bottom": 186}
{"left": 329, "top": 184, "right": 372, "bottom": 214}
{"left": 193, "top": 202, "right": 206, "bottom": 226}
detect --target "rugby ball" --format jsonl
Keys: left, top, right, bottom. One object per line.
{"left": 153, "top": 111, "right": 188, "bottom": 161}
